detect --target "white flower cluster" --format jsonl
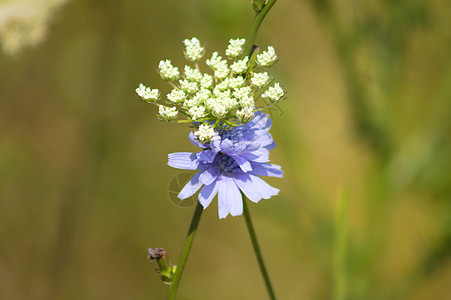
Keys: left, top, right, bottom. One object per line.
{"left": 135, "top": 37, "right": 285, "bottom": 142}
{"left": 136, "top": 83, "right": 160, "bottom": 102}
{"left": 257, "top": 46, "right": 278, "bottom": 67}
{"left": 0, "top": 0, "right": 70, "bottom": 57}
{"left": 158, "top": 60, "right": 179, "bottom": 81}
{"left": 194, "top": 124, "right": 218, "bottom": 142}
{"left": 262, "top": 83, "right": 284, "bottom": 102}
{"left": 158, "top": 106, "right": 178, "bottom": 122}
{"left": 206, "top": 52, "right": 230, "bottom": 79}
{"left": 250, "top": 72, "right": 270, "bottom": 88}
{"left": 183, "top": 37, "right": 204, "bottom": 62}
{"left": 225, "top": 38, "right": 245, "bottom": 58}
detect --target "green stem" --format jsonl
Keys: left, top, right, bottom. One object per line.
{"left": 244, "top": 0, "right": 278, "bottom": 58}
{"left": 168, "top": 202, "right": 204, "bottom": 300}
{"left": 242, "top": 195, "right": 276, "bottom": 300}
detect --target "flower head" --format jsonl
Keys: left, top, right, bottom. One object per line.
{"left": 225, "top": 38, "right": 246, "bottom": 58}
{"left": 136, "top": 37, "right": 285, "bottom": 141}
{"left": 230, "top": 56, "right": 249, "bottom": 74}
{"left": 136, "top": 37, "right": 286, "bottom": 219}
{"left": 257, "top": 46, "right": 278, "bottom": 68}
{"left": 159, "top": 106, "right": 178, "bottom": 122}
{"left": 184, "top": 65, "right": 202, "bottom": 82}
{"left": 136, "top": 83, "right": 160, "bottom": 102}
{"left": 168, "top": 112, "right": 283, "bottom": 219}
{"left": 250, "top": 72, "right": 270, "bottom": 88}
{"left": 262, "top": 82, "right": 284, "bottom": 102}
{"left": 183, "top": 37, "right": 204, "bottom": 62}
{"left": 193, "top": 124, "right": 218, "bottom": 143}
{"left": 158, "top": 60, "right": 180, "bottom": 81}
{"left": 167, "top": 89, "right": 186, "bottom": 104}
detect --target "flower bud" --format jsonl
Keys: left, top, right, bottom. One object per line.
{"left": 147, "top": 248, "right": 177, "bottom": 284}
{"left": 252, "top": 0, "right": 266, "bottom": 12}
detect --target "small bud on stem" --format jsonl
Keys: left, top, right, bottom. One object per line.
{"left": 147, "top": 248, "right": 177, "bottom": 284}
{"left": 252, "top": 0, "right": 267, "bottom": 12}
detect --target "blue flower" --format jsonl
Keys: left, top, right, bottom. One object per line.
{"left": 168, "top": 112, "right": 283, "bottom": 219}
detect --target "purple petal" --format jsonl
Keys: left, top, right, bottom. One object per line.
{"left": 248, "top": 174, "right": 279, "bottom": 201}
{"left": 256, "top": 113, "right": 272, "bottom": 130}
{"left": 189, "top": 132, "right": 206, "bottom": 148}
{"left": 243, "top": 142, "right": 260, "bottom": 152}
{"left": 246, "top": 148, "right": 270, "bottom": 163}
{"left": 199, "top": 167, "right": 220, "bottom": 185}
{"left": 178, "top": 171, "right": 203, "bottom": 199}
{"left": 233, "top": 173, "right": 262, "bottom": 203}
{"left": 247, "top": 111, "right": 271, "bottom": 131}
{"left": 239, "top": 152, "right": 260, "bottom": 161}
{"left": 198, "top": 181, "right": 218, "bottom": 209}
{"left": 168, "top": 152, "right": 199, "bottom": 170}
{"left": 264, "top": 140, "right": 276, "bottom": 151}
{"left": 220, "top": 139, "right": 234, "bottom": 153}
{"left": 217, "top": 176, "right": 242, "bottom": 218}
{"left": 188, "top": 132, "right": 206, "bottom": 148}
{"left": 197, "top": 149, "right": 216, "bottom": 164}
{"left": 250, "top": 162, "right": 283, "bottom": 178}
{"left": 210, "top": 136, "right": 222, "bottom": 153}
{"left": 229, "top": 155, "right": 252, "bottom": 172}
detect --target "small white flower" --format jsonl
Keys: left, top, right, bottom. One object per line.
{"left": 214, "top": 64, "right": 229, "bottom": 79}
{"left": 236, "top": 106, "right": 254, "bottom": 123}
{"left": 215, "top": 80, "right": 229, "bottom": 92}
{"left": 185, "top": 88, "right": 211, "bottom": 107}
{"left": 239, "top": 95, "right": 254, "bottom": 108}
{"left": 196, "top": 88, "right": 212, "bottom": 100}
{"left": 158, "top": 60, "right": 180, "bottom": 81}
{"left": 262, "top": 82, "right": 284, "bottom": 102}
{"left": 188, "top": 106, "right": 207, "bottom": 120}
{"left": 135, "top": 83, "right": 160, "bottom": 102}
{"left": 211, "top": 103, "right": 228, "bottom": 119}
{"left": 158, "top": 106, "right": 178, "bottom": 122}
{"left": 167, "top": 89, "right": 186, "bottom": 104}
{"left": 213, "top": 92, "right": 238, "bottom": 111}
{"left": 179, "top": 79, "right": 199, "bottom": 94}
{"left": 250, "top": 72, "right": 270, "bottom": 88}
{"left": 233, "top": 86, "right": 252, "bottom": 100}
{"left": 194, "top": 124, "right": 218, "bottom": 143}
{"left": 183, "top": 37, "right": 204, "bottom": 62}
{"left": 230, "top": 56, "right": 249, "bottom": 74}
{"left": 225, "top": 38, "right": 246, "bottom": 58}
{"left": 206, "top": 52, "right": 230, "bottom": 79}
{"left": 206, "top": 52, "right": 223, "bottom": 68}
{"left": 184, "top": 65, "right": 202, "bottom": 82}
{"left": 224, "top": 97, "right": 239, "bottom": 110}
{"left": 206, "top": 98, "right": 229, "bottom": 118}
{"left": 227, "top": 76, "right": 245, "bottom": 89}
{"left": 256, "top": 46, "right": 278, "bottom": 68}
{"left": 200, "top": 73, "right": 213, "bottom": 89}
{"left": 213, "top": 88, "right": 231, "bottom": 98}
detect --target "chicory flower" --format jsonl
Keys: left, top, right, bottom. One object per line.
{"left": 168, "top": 111, "right": 283, "bottom": 219}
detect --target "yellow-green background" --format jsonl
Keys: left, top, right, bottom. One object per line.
{"left": 1, "top": 0, "right": 450, "bottom": 299}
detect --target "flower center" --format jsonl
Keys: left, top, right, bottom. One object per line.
{"left": 213, "top": 153, "right": 239, "bottom": 173}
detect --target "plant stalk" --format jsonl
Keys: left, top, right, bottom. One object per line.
{"left": 243, "top": 196, "right": 276, "bottom": 300}
{"left": 244, "top": 0, "right": 278, "bottom": 58}
{"left": 168, "top": 202, "right": 204, "bottom": 299}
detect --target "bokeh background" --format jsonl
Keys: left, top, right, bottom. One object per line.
{"left": 1, "top": 0, "right": 451, "bottom": 299}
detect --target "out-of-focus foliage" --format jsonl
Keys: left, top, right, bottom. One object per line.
{"left": 0, "top": 0, "right": 70, "bottom": 56}
{"left": 0, "top": 0, "right": 450, "bottom": 299}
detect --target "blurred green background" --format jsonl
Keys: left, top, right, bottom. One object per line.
{"left": 1, "top": 0, "right": 450, "bottom": 299}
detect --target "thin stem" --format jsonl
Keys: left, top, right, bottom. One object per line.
{"left": 243, "top": 0, "right": 278, "bottom": 58}
{"left": 168, "top": 202, "right": 204, "bottom": 300}
{"left": 242, "top": 195, "right": 276, "bottom": 300}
